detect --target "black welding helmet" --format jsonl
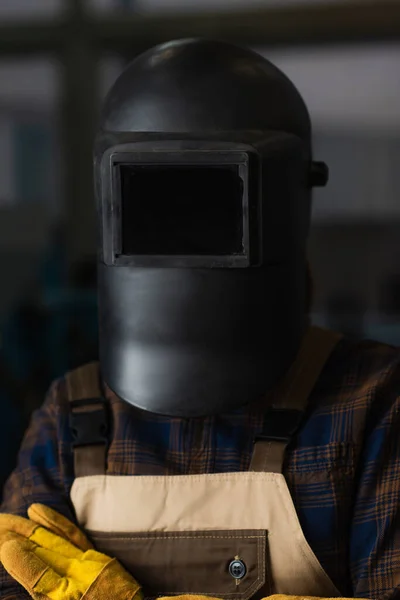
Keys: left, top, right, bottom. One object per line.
{"left": 94, "top": 38, "right": 328, "bottom": 417}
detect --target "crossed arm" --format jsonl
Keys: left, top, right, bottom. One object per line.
{"left": 1, "top": 376, "right": 399, "bottom": 600}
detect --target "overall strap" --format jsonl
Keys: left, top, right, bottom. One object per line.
{"left": 66, "top": 361, "right": 109, "bottom": 478}
{"left": 249, "top": 326, "right": 343, "bottom": 474}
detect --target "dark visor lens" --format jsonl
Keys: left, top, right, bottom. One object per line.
{"left": 120, "top": 165, "right": 244, "bottom": 256}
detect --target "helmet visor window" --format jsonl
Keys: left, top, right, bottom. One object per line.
{"left": 120, "top": 165, "right": 244, "bottom": 256}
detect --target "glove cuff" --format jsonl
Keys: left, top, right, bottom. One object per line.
{"left": 83, "top": 558, "right": 143, "bottom": 600}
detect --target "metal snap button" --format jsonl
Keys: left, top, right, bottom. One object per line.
{"left": 229, "top": 558, "right": 246, "bottom": 580}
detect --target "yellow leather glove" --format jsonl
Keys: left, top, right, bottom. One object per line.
{"left": 0, "top": 504, "right": 143, "bottom": 600}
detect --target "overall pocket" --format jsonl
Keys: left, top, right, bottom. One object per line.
{"left": 89, "top": 528, "right": 270, "bottom": 600}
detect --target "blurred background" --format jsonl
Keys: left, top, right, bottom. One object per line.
{"left": 0, "top": 0, "right": 400, "bottom": 494}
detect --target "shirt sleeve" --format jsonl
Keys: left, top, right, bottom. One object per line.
{"left": 350, "top": 358, "right": 400, "bottom": 600}
{"left": 0, "top": 377, "right": 75, "bottom": 599}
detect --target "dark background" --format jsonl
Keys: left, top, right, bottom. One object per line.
{"left": 0, "top": 0, "right": 399, "bottom": 495}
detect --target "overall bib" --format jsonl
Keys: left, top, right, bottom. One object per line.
{"left": 67, "top": 327, "right": 342, "bottom": 600}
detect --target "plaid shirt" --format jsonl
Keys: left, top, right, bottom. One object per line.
{"left": 1, "top": 336, "right": 399, "bottom": 600}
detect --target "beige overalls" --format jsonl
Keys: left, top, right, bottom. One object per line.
{"left": 67, "top": 326, "right": 342, "bottom": 600}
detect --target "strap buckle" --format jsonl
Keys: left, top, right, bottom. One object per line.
{"left": 255, "top": 408, "right": 304, "bottom": 444}
{"left": 69, "top": 398, "right": 109, "bottom": 448}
